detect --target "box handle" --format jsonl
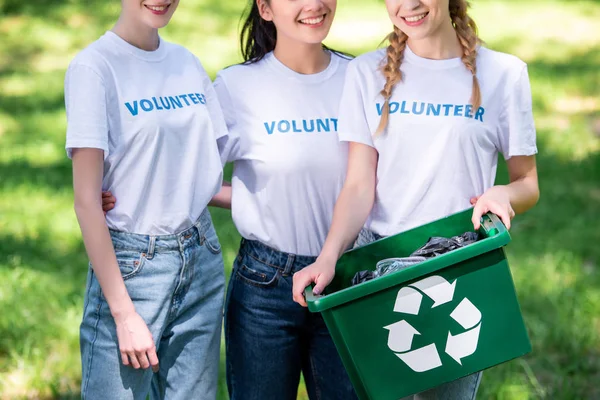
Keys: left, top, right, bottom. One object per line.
{"left": 480, "top": 212, "right": 506, "bottom": 236}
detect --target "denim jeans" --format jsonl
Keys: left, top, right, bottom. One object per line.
{"left": 356, "top": 228, "right": 483, "bottom": 400}
{"left": 224, "top": 239, "right": 358, "bottom": 400}
{"left": 80, "top": 209, "right": 225, "bottom": 400}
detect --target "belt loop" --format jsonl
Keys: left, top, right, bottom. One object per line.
{"left": 194, "top": 209, "right": 209, "bottom": 242}
{"left": 147, "top": 236, "right": 156, "bottom": 259}
{"left": 283, "top": 253, "right": 295, "bottom": 276}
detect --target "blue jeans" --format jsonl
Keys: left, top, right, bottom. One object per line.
{"left": 356, "top": 228, "right": 483, "bottom": 400}
{"left": 80, "top": 209, "right": 225, "bottom": 400}
{"left": 224, "top": 239, "right": 358, "bottom": 400}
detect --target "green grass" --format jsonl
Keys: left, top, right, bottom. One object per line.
{"left": 0, "top": 0, "right": 599, "bottom": 398}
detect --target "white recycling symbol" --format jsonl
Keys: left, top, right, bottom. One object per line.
{"left": 384, "top": 276, "right": 482, "bottom": 373}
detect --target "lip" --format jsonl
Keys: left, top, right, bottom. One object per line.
{"left": 298, "top": 14, "right": 327, "bottom": 28}
{"left": 401, "top": 11, "right": 429, "bottom": 27}
{"left": 144, "top": 3, "right": 171, "bottom": 15}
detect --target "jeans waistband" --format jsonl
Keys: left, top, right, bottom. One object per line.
{"left": 109, "top": 209, "right": 214, "bottom": 256}
{"left": 239, "top": 239, "right": 317, "bottom": 275}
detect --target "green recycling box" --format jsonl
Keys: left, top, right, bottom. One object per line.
{"left": 305, "top": 209, "right": 531, "bottom": 400}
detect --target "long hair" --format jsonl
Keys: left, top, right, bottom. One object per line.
{"left": 375, "top": 0, "right": 482, "bottom": 136}
{"left": 240, "top": 1, "right": 352, "bottom": 64}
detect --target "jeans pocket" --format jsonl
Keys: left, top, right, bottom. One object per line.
{"left": 235, "top": 255, "right": 280, "bottom": 288}
{"left": 114, "top": 250, "right": 146, "bottom": 280}
{"left": 201, "top": 226, "right": 222, "bottom": 255}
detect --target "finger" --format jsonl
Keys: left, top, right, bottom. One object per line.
{"left": 471, "top": 204, "right": 486, "bottom": 230}
{"left": 102, "top": 191, "right": 113, "bottom": 198}
{"left": 137, "top": 351, "right": 151, "bottom": 369}
{"left": 103, "top": 202, "right": 115, "bottom": 211}
{"left": 501, "top": 208, "right": 512, "bottom": 230}
{"left": 121, "top": 351, "right": 130, "bottom": 366}
{"left": 470, "top": 196, "right": 480, "bottom": 206}
{"left": 102, "top": 196, "right": 116, "bottom": 206}
{"left": 292, "top": 283, "right": 307, "bottom": 307}
{"left": 147, "top": 348, "right": 160, "bottom": 373}
{"left": 128, "top": 351, "right": 141, "bottom": 369}
{"left": 489, "top": 205, "right": 511, "bottom": 230}
{"left": 292, "top": 274, "right": 310, "bottom": 307}
{"left": 313, "top": 274, "right": 329, "bottom": 296}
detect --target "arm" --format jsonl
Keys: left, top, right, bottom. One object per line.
{"left": 472, "top": 155, "right": 539, "bottom": 230}
{"left": 208, "top": 180, "right": 232, "bottom": 209}
{"left": 72, "top": 148, "right": 158, "bottom": 371}
{"left": 292, "top": 142, "right": 378, "bottom": 306}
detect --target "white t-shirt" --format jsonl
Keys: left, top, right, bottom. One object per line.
{"left": 65, "top": 31, "right": 228, "bottom": 235}
{"left": 214, "top": 52, "right": 350, "bottom": 256}
{"left": 338, "top": 46, "right": 537, "bottom": 236}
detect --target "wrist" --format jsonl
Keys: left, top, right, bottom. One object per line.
{"left": 317, "top": 251, "right": 338, "bottom": 267}
{"left": 110, "top": 299, "right": 136, "bottom": 321}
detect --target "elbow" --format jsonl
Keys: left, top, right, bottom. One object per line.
{"left": 344, "top": 179, "right": 376, "bottom": 207}
{"left": 514, "top": 181, "right": 540, "bottom": 215}
{"left": 531, "top": 185, "right": 540, "bottom": 207}
{"left": 73, "top": 196, "right": 102, "bottom": 219}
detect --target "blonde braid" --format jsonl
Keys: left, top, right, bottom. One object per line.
{"left": 375, "top": 26, "right": 408, "bottom": 136}
{"left": 450, "top": 0, "right": 482, "bottom": 111}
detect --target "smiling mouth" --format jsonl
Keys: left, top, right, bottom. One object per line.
{"left": 403, "top": 12, "right": 428, "bottom": 22}
{"left": 145, "top": 4, "right": 170, "bottom": 12}
{"left": 299, "top": 14, "right": 326, "bottom": 25}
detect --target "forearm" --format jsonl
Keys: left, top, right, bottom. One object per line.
{"left": 75, "top": 200, "right": 134, "bottom": 319}
{"left": 208, "top": 181, "right": 232, "bottom": 209}
{"left": 503, "top": 176, "right": 539, "bottom": 214}
{"left": 319, "top": 182, "right": 375, "bottom": 263}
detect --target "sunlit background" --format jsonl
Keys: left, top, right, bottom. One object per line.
{"left": 0, "top": 0, "right": 598, "bottom": 398}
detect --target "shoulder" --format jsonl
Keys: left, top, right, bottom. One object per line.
{"left": 215, "top": 57, "right": 268, "bottom": 91}
{"left": 217, "top": 57, "right": 266, "bottom": 79}
{"left": 351, "top": 49, "right": 386, "bottom": 69}
{"left": 163, "top": 40, "right": 197, "bottom": 62}
{"left": 346, "top": 49, "right": 386, "bottom": 78}
{"left": 67, "top": 37, "right": 113, "bottom": 80}
{"left": 477, "top": 46, "right": 527, "bottom": 82}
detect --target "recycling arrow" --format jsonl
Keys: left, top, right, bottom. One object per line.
{"left": 384, "top": 320, "right": 420, "bottom": 353}
{"left": 396, "top": 343, "right": 443, "bottom": 373}
{"left": 445, "top": 298, "right": 483, "bottom": 365}
{"left": 409, "top": 275, "right": 456, "bottom": 308}
{"left": 445, "top": 323, "right": 481, "bottom": 365}
{"left": 384, "top": 276, "right": 482, "bottom": 372}
{"left": 394, "top": 287, "right": 423, "bottom": 315}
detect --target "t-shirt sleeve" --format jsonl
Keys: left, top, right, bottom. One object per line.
{"left": 213, "top": 73, "right": 241, "bottom": 164}
{"left": 64, "top": 63, "right": 109, "bottom": 159}
{"left": 198, "top": 63, "right": 229, "bottom": 142}
{"left": 498, "top": 65, "right": 538, "bottom": 159}
{"left": 337, "top": 61, "right": 375, "bottom": 148}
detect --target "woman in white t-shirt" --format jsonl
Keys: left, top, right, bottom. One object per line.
{"left": 211, "top": 0, "right": 357, "bottom": 399}
{"left": 65, "top": 1, "right": 228, "bottom": 399}
{"left": 292, "top": 0, "right": 540, "bottom": 398}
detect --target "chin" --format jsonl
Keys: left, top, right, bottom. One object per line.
{"left": 304, "top": 31, "right": 331, "bottom": 45}
{"left": 143, "top": 16, "right": 174, "bottom": 29}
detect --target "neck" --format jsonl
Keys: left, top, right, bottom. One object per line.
{"left": 273, "top": 38, "right": 330, "bottom": 75}
{"left": 407, "top": 20, "right": 462, "bottom": 60}
{"left": 112, "top": 15, "right": 160, "bottom": 51}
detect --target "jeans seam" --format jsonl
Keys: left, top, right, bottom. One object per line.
{"left": 235, "top": 265, "right": 280, "bottom": 288}
{"left": 308, "top": 349, "right": 322, "bottom": 400}
{"left": 82, "top": 300, "right": 103, "bottom": 399}
{"left": 165, "top": 251, "right": 185, "bottom": 325}
{"left": 82, "top": 266, "right": 93, "bottom": 316}
{"left": 246, "top": 251, "right": 284, "bottom": 271}
{"left": 225, "top": 278, "right": 236, "bottom": 399}
{"left": 469, "top": 372, "right": 482, "bottom": 400}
